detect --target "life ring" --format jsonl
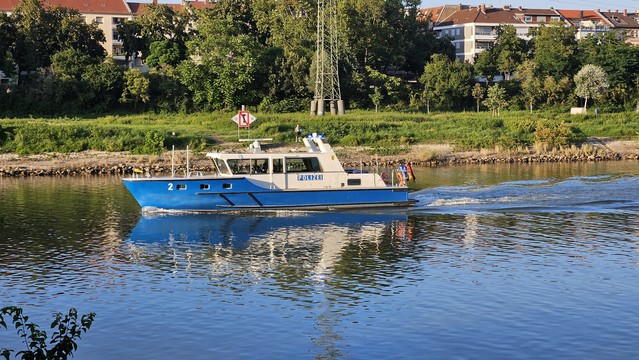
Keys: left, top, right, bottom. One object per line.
{"left": 396, "top": 171, "right": 405, "bottom": 185}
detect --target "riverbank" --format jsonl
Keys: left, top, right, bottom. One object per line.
{"left": 1, "top": 139, "right": 639, "bottom": 177}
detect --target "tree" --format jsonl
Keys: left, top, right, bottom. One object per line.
{"left": 574, "top": 64, "right": 609, "bottom": 112}
{"left": 530, "top": 22, "right": 578, "bottom": 80}
{"left": 419, "top": 54, "right": 474, "bottom": 111}
{"left": 117, "top": 3, "right": 192, "bottom": 64}
{"left": 577, "top": 31, "right": 639, "bottom": 107}
{"left": 473, "top": 49, "right": 496, "bottom": 84}
{"left": 494, "top": 25, "right": 527, "bottom": 80}
{"left": 49, "top": 6, "right": 105, "bottom": 60}
{"left": 51, "top": 48, "right": 96, "bottom": 81}
{"left": 369, "top": 86, "right": 383, "bottom": 112}
{"left": 11, "top": 0, "right": 105, "bottom": 73}
{"left": 116, "top": 20, "right": 144, "bottom": 63}
{"left": 542, "top": 75, "right": 572, "bottom": 107}
{"left": 146, "top": 40, "right": 182, "bottom": 68}
{"left": 148, "top": 64, "right": 189, "bottom": 112}
{"left": 181, "top": 11, "right": 266, "bottom": 110}
{"left": 81, "top": 59, "right": 124, "bottom": 111}
{"left": 251, "top": 0, "right": 315, "bottom": 102}
{"left": 516, "top": 59, "right": 543, "bottom": 113}
{"left": 471, "top": 83, "right": 485, "bottom": 112}
{"left": 121, "top": 68, "right": 150, "bottom": 109}
{"left": 484, "top": 83, "right": 508, "bottom": 117}
{"left": 399, "top": 2, "right": 455, "bottom": 76}
{"left": 0, "top": 13, "right": 17, "bottom": 77}
{"left": 339, "top": 0, "right": 407, "bottom": 70}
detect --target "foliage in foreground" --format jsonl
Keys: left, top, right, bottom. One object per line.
{"left": 0, "top": 306, "right": 96, "bottom": 360}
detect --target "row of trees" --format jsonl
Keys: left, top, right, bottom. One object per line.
{"left": 420, "top": 24, "right": 639, "bottom": 114}
{"left": 0, "top": 0, "right": 453, "bottom": 115}
{"left": 1, "top": 0, "right": 638, "bottom": 116}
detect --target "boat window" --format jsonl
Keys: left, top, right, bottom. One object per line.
{"left": 222, "top": 183, "right": 232, "bottom": 189}
{"left": 285, "top": 157, "right": 321, "bottom": 172}
{"left": 273, "top": 158, "right": 283, "bottom": 173}
{"left": 347, "top": 179, "right": 361, "bottom": 186}
{"left": 227, "top": 158, "right": 269, "bottom": 174}
{"left": 177, "top": 184, "right": 187, "bottom": 190}
{"left": 200, "top": 184, "right": 210, "bottom": 190}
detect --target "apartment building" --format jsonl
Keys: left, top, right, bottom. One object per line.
{"left": 596, "top": 9, "right": 639, "bottom": 46}
{"left": 0, "top": 0, "right": 213, "bottom": 65}
{"left": 427, "top": 4, "right": 566, "bottom": 62}
{"left": 426, "top": 4, "right": 639, "bottom": 63}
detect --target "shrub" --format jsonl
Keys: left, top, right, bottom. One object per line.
{"left": 0, "top": 306, "right": 95, "bottom": 360}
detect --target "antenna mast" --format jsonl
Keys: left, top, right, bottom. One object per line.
{"left": 311, "top": 0, "right": 345, "bottom": 116}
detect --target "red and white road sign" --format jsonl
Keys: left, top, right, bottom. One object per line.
{"left": 232, "top": 110, "right": 257, "bottom": 128}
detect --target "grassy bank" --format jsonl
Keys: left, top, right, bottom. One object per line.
{"left": 1, "top": 110, "right": 638, "bottom": 156}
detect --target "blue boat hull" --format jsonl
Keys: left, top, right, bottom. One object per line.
{"left": 123, "top": 177, "right": 414, "bottom": 211}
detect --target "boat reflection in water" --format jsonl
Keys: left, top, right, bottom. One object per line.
{"left": 127, "top": 210, "right": 411, "bottom": 248}
{"left": 126, "top": 210, "right": 414, "bottom": 282}
{"left": 125, "top": 211, "right": 415, "bottom": 358}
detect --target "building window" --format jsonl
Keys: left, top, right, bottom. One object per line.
{"left": 537, "top": 16, "right": 546, "bottom": 22}
{"left": 524, "top": 15, "right": 532, "bottom": 21}
{"left": 113, "top": 17, "right": 127, "bottom": 25}
{"left": 455, "top": 42, "right": 461, "bottom": 49}
{"left": 95, "top": 17, "right": 103, "bottom": 24}
{"left": 456, "top": 28, "right": 461, "bottom": 36}
{"left": 476, "top": 26, "right": 493, "bottom": 35}
{"left": 551, "top": 16, "right": 560, "bottom": 21}
{"left": 113, "top": 46, "right": 126, "bottom": 56}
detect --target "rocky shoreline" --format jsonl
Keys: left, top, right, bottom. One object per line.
{"left": 1, "top": 140, "right": 638, "bottom": 177}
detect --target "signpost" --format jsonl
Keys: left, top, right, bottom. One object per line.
{"left": 232, "top": 106, "right": 257, "bottom": 139}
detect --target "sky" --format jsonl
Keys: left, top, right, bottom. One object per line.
{"left": 420, "top": 0, "right": 638, "bottom": 11}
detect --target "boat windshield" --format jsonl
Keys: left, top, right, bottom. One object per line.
{"left": 285, "top": 157, "right": 321, "bottom": 172}
{"left": 212, "top": 158, "right": 231, "bottom": 175}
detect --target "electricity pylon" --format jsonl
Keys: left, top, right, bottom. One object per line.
{"left": 311, "top": 0, "right": 344, "bottom": 116}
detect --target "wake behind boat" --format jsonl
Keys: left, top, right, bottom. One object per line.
{"left": 122, "top": 133, "right": 416, "bottom": 211}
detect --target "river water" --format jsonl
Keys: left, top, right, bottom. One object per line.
{"left": 1, "top": 162, "right": 639, "bottom": 359}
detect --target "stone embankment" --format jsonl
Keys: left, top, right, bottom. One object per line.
{"left": 341, "top": 152, "right": 636, "bottom": 168}
{"left": 1, "top": 145, "right": 638, "bottom": 177}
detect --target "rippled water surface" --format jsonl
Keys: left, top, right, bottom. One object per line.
{"left": 2, "top": 162, "right": 639, "bottom": 359}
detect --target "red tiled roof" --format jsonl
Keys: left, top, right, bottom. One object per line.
{"left": 47, "top": 0, "right": 129, "bottom": 14}
{"left": 419, "top": 6, "right": 444, "bottom": 22}
{"left": 598, "top": 10, "right": 639, "bottom": 29}
{"left": 557, "top": 9, "right": 605, "bottom": 26}
{"left": 0, "top": 0, "right": 129, "bottom": 14}
{"left": 0, "top": 0, "right": 20, "bottom": 11}
{"left": 127, "top": 1, "right": 211, "bottom": 16}
{"left": 437, "top": 6, "right": 564, "bottom": 26}
{"left": 185, "top": 0, "right": 212, "bottom": 11}
{"left": 128, "top": 2, "right": 181, "bottom": 16}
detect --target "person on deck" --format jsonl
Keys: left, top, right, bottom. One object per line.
{"left": 398, "top": 162, "right": 409, "bottom": 185}
{"left": 295, "top": 124, "right": 302, "bottom": 142}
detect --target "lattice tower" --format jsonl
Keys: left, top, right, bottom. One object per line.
{"left": 312, "top": 0, "right": 343, "bottom": 115}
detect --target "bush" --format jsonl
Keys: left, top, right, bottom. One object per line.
{"left": 1, "top": 306, "right": 95, "bottom": 360}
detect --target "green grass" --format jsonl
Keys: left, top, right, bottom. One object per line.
{"left": 1, "top": 110, "right": 638, "bottom": 155}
